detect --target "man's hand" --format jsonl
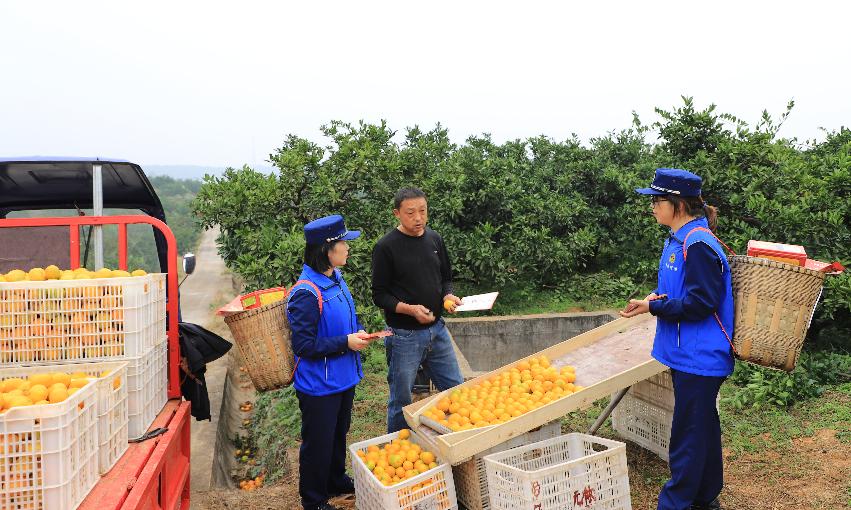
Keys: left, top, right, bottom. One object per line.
{"left": 411, "top": 305, "right": 435, "bottom": 324}
{"left": 396, "top": 302, "right": 436, "bottom": 324}
{"left": 347, "top": 333, "right": 370, "bottom": 351}
{"left": 443, "top": 294, "right": 462, "bottom": 314}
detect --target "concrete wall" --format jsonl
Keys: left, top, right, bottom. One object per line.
{"left": 446, "top": 312, "right": 617, "bottom": 372}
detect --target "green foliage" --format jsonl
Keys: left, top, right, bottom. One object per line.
{"left": 725, "top": 352, "right": 851, "bottom": 409}
{"left": 97, "top": 176, "right": 203, "bottom": 272}
{"left": 249, "top": 386, "right": 301, "bottom": 482}
{"left": 150, "top": 175, "right": 203, "bottom": 254}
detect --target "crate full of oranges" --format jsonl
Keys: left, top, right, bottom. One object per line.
{"left": 0, "top": 366, "right": 102, "bottom": 510}
{"left": 350, "top": 428, "right": 458, "bottom": 510}
{"left": 0, "top": 266, "right": 166, "bottom": 365}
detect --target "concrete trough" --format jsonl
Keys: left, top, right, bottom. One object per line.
{"left": 445, "top": 311, "right": 617, "bottom": 374}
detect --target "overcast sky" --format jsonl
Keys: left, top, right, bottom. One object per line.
{"left": 1, "top": 1, "right": 848, "bottom": 170}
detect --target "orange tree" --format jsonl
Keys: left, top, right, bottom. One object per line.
{"left": 193, "top": 99, "right": 850, "bottom": 351}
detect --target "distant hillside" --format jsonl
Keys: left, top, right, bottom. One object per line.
{"left": 143, "top": 164, "right": 275, "bottom": 180}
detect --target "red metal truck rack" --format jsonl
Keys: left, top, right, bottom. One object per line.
{"left": 0, "top": 215, "right": 191, "bottom": 510}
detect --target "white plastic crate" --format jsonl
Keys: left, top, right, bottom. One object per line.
{"left": 0, "top": 274, "right": 166, "bottom": 365}
{"left": 127, "top": 341, "right": 168, "bottom": 438}
{"left": 611, "top": 371, "right": 719, "bottom": 462}
{"left": 484, "top": 433, "right": 631, "bottom": 510}
{"left": 350, "top": 430, "right": 458, "bottom": 510}
{"left": 626, "top": 370, "right": 674, "bottom": 411}
{"left": 0, "top": 360, "right": 129, "bottom": 474}
{"left": 453, "top": 420, "right": 562, "bottom": 510}
{"left": 148, "top": 274, "right": 167, "bottom": 347}
{"left": 0, "top": 370, "right": 99, "bottom": 510}
{"left": 611, "top": 394, "right": 673, "bottom": 461}
{"left": 63, "top": 361, "right": 129, "bottom": 473}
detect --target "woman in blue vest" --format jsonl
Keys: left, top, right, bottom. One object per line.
{"left": 620, "top": 168, "right": 734, "bottom": 510}
{"left": 287, "top": 214, "right": 371, "bottom": 510}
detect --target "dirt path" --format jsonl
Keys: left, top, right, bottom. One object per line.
{"left": 182, "top": 226, "right": 234, "bottom": 491}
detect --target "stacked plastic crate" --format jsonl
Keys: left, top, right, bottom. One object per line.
{"left": 611, "top": 370, "right": 675, "bottom": 461}
{"left": 0, "top": 273, "right": 168, "bottom": 509}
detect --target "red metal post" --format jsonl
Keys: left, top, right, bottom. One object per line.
{"left": 118, "top": 223, "right": 128, "bottom": 270}
{"left": 70, "top": 224, "right": 80, "bottom": 268}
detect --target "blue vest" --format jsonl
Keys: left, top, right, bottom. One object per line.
{"left": 651, "top": 218, "right": 735, "bottom": 377}
{"left": 287, "top": 265, "right": 363, "bottom": 396}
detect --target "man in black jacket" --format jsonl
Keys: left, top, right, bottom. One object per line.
{"left": 371, "top": 187, "right": 464, "bottom": 433}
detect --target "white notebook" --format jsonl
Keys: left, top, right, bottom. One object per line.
{"left": 454, "top": 292, "right": 499, "bottom": 312}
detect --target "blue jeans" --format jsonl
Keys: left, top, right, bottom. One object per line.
{"left": 385, "top": 318, "right": 464, "bottom": 433}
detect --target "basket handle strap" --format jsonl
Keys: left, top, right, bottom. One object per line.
{"left": 682, "top": 227, "right": 737, "bottom": 260}
{"left": 290, "top": 279, "right": 324, "bottom": 314}
{"left": 682, "top": 227, "right": 740, "bottom": 358}
{"left": 713, "top": 312, "right": 738, "bottom": 358}
{"left": 284, "top": 280, "right": 325, "bottom": 387}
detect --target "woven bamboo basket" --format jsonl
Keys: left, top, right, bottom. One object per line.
{"left": 224, "top": 299, "right": 294, "bottom": 391}
{"left": 729, "top": 255, "right": 825, "bottom": 371}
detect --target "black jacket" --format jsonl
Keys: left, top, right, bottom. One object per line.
{"left": 178, "top": 322, "right": 232, "bottom": 421}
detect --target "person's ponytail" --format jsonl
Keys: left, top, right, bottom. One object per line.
{"left": 704, "top": 203, "right": 718, "bottom": 232}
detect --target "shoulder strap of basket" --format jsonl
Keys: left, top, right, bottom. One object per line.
{"left": 290, "top": 279, "right": 324, "bottom": 314}
{"left": 681, "top": 226, "right": 740, "bottom": 358}
{"left": 284, "top": 279, "right": 325, "bottom": 387}
{"left": 682, "top": 227, "right": 737, "bottom": 260}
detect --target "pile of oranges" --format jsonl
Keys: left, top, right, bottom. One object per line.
{"left": 239, "top": 475, "right": 264, "bottom": 491}
{"left": 355, "top": 429, "right": 440, "bottom": 488}
{"left": 421, "top": 355, "right": 583, "bottom": 431}
{"left": 0, "top": 265, "right": 148, "bottom": 283}
{"left": 0, "top": 369, "right": 120, "bottom": 412}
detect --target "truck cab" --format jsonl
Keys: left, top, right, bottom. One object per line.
{"left": 0, "top": 157, "right": 192, "bottom": 510}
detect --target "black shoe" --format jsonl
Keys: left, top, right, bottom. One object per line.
{"left": 691, "top": 497, "right": 721, "bottom": 510}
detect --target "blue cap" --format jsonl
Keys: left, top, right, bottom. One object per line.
{"left": 303, "top": 215, "right": 361, "bottom": 245}
{"left": 635, "top": 168, "right": 702, "bottom": 197}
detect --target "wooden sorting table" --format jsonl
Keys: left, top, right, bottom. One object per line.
{"left": 403, "top": 314, "right": 666, "bottom": 464}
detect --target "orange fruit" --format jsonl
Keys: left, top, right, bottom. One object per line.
{"left": 28, "top": 384, "right": 48, "bottom": 402}
{"left": 48, "top": 386, "right": 68, "bottom": 404}
{"left": 51, "top": 372, "right": 71, "bottom": 387}
{"left": 405, "top": 449, "right": 419, "bottom": 463}
{"left": 70, "top": 378, "right": 89, "bottom": 389}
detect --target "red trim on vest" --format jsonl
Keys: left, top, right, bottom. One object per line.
{"left": 285, "top": 280, "right": 325, "bottom": 386}
{"left": 681, "top": 227, "right": 739, "bottom": 357}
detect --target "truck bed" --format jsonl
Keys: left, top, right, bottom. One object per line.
{"left": 79, "top": 400, "right": 191, "bottom": 510}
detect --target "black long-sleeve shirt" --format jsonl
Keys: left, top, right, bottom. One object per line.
{"left": 371, "top": 227, "right": 453, "bottom": 330}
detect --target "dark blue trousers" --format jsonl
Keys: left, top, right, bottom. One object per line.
{"left": 296, "top": 386, "right": 355, "bottom": 509}
{"left": 657, "top": 370, "right": 726, "bottom": 510}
